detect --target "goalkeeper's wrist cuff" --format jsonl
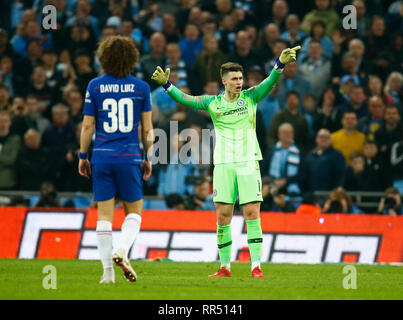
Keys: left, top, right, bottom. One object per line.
{"left": 79, "top": 152, "right": 88, "bottom": 160}
{"left": 274, "top": 59, "right": 285, "bottom": 72}
{"left": 163, "top": 81, "right": 172, "bottom": 91}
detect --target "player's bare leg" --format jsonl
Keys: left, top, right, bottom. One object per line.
{"left": 243, "top": 202, "right": 265, "bottom": 278}
{"left": 97, "top": 198, "right": 115, "bottom": 284}
{"left": 209, "top": 202, "right": 234, "bottom": 277}
{"left": 112, "top": 199, "right": 143, "bottom": 282}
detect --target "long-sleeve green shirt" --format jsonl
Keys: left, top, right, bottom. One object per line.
{"left": 165, "top": 68, "right": 282, "bottom": 164}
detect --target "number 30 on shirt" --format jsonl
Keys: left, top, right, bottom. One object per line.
{"left": 102, "top": 98, "right": 134, "bottom": 133}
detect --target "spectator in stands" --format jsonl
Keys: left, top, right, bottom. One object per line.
{"left": 194, "top": 34, "right": 227, "bottom": 90}
{"left": 0, "top": 111, "right": 21, "bottom": 190}
{"left": 280, "top": 14, "right": 307, "bottom": 48}
{"left": 184, "top": 177, "right": 215, "bottom": 210}
{"left": 0, "top": 29, "right": 14, "bottom": 58}
{"left": 375, "top": 104, "right": 402, "bottom": 163}
{"left": 347, "top": 39, "right": 371, "bottom": 82}
{"left": 364, "top": 16, "right": 390, "bottom": 61}
{"left": 35, "top": 181, "right": 60, "bottom": 208}
{"left": 27, "top": 64, "right": 58, "bottom": 119}
{"left": 389, "top": 34, "right": 403, "bottom": 74}
{"left": 384, "top": 72, "right": 403, "bottom": 110}
{"left": 200, "top": 18, "right": 217, "bottom": 37}
{"left": 277, "top": 61, "right": 312, "bottom": 109}
{"left": 162, "top": 13, "right": 180, "bottom": 43}
{"left": 157, "top": 133, "right": 200, "bottom": 197}
{"left": 352, "top": 0, "right": 370, "bottom": 39}
{"left": 261, "top": 123, "right": 301, "bottom": 197}
{"left": 165, "top": 43, "right": 188, "bottom": 88}
{"left": 120, "top": 19, "right": 146, "bottom": 53}
{"left": 10, "top": 96, "right": 31, "bottom": 138}
{"left": 357, "top": 96, "right": 385, "bottom": 140}
{"left": 25, "top": 94, "right": 49, "bottom": 137}
{"left": 10, "top": 20, "right": 52, "bottom": 58}
{"left": 301, "top": 0, "right": 340, "bottom": 37}
{"left": 361, "top": 140, "right": 387, "bottom": 192}
{"left": 377, "top": 187, "right": 402, "bottom": 215}
{"left": 140, "top": 32, "right": 166, "bottom": 90}
{"left": 102, "top": 23, "right": 119, "bottom": 40}
{"left": 178, "top": 23, "right": 203, "bottom": 69}
{"left": 260, "top": 176, "right": 275, "bottom": 212}
{"left": 322, "top": 187, "right": 353, "bottom": 214}
{"left": 343, "top": 151, "right": 366, "bottom": 191}
{"left": 227, "top": 30, "right": 261, "bottom": 74}
{"left": 267, "top": 91, "right": 311, "bottom": 151}
{"left": 260, "top": 176, "right": 296, "bottom": 212}
{"left": 165, "top": 193, "right": 185, "bottom": 210}
{"left": 41, "top": 47, "right": 64, "bottom": 91}
{"left": 331, "top": 111, "right": 366, "bottom": 164}
{"left": 65, "top": 24, "right": 97, "bottom": 58}
{"left": 215, "top": 0, "right": 233, "bottom": 21}
{"left": 41, "top": 103, "right": 76, "bottom": 189}
{"left": 302, "top": 93, "right": 319, "bottom": 138}
{"left": 314, "top": 87, "right": 343, "bottom": 133}
{"left": 295, "top": 193, "right": 321, "bottom": 215}
{"left": 62, "top": 122, "right": 91, "bottom": 192}
{"left": 258, "top": 81, "right": 281, "bottom": 131}
{"left": 16, "top": 129, "right": 51, "bottom": 191}
{"left": 299, "top": 129, "right": 345, "bottom": 193}
{"left": 73, "top": 49, "right": 97, "bottom": 97}
{"left": 64, "top": 88, "right": 83, "bottom": 126}
{"left": 265, "top": 0, "right": 289, "bottom": 33}
{"left": 246, "top": 65, "right": 265, "bottom": 89}
{"left": 299, "top": 20, "right": 334, "bottom": 62}
{"left": 0, "top": 55, "right": 24, "bottom": 97}
{"left": 13, "top": 39, "right": 43, "bottom": 88}
{"left": 216, "top": 14, "right": 237, "bottom": 54}
{"left": 298, "top": 40, "right": 331, "bottom": 99}
{"left": 65, "top": 0, "right": 100, "bottom": 37}
{"left": 341, "top": 84, "right": 368, "bottom": 120}
{"left": 334, "top": 53, "right": 364, "bottom": 91}
{"left": 367, "top": 75, "right": 385, "bottom": 100}
{"left": 258, "top": 23, "right": 281, "bottom": 62}
{"left": 0, "top": 84, "right": 12, "bottom": 114}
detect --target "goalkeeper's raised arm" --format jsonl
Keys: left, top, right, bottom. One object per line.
{"left": 151, "top": 66, "right": 213, "bottom": 110}
{"left": 248, "top": 45, "right": 301, "bottom": 103}
{"left": 151, "top": 46, "right": 301, "bottom": 105}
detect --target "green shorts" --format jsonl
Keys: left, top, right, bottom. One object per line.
{"left": 212, "top": 161, "right": 263, "bottom": 205}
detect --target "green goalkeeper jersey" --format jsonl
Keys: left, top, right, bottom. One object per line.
{"left": 165, "top": 68, "right": 282, "bottom": 164}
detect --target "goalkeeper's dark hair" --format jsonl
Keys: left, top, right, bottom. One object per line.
{"left": 220, "top": 62, "right": 243, "bottom": 78}
{"left": 97, "top": 35, "right": 139, "bottom": 78}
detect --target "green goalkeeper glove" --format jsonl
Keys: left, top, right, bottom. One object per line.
{"left": 279, "top": 46, "right": 301, "bottom": 64}
{"left": 151, "top": 66, "right": 170, "bottom": 86}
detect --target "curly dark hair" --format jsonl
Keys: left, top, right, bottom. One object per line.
{"left": 97, "top": 35, "right": 140, "bottom": 78}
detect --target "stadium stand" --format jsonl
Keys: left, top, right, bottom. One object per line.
{"left": 0, "top": 0, "right": 402, "bottom": 214}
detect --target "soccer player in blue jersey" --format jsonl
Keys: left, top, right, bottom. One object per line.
{"left": 78, "top": 36, "right": 153, "bottom": 283}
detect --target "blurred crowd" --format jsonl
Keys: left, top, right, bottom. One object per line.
{"left": 0, "top": 0, "right": 402, "bottom": 214}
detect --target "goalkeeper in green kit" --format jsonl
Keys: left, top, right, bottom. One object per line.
{"left": 152, "top": 46, "right": 301, "bottom": 278}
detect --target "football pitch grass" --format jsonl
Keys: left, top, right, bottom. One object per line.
{"left": 1, "top": 259, "right": 402, "bottom": 300}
